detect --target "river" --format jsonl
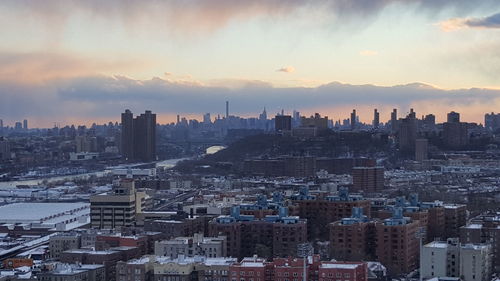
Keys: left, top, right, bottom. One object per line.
{"left": 0, "top": 157, "right": 189, "bottom": 189}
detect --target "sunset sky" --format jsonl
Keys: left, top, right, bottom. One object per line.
{"left": 1, "top": 0, "right": 500, "bottom": 127}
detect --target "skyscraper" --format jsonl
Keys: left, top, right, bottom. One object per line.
{"left": 23, "top": 119, "right": 28, "bottom": 130}
{"left": 447, "top": 111, "right": 460, "bottom": 123}
{"left": 350, "top": 109, "right": 357, "bottom": 130}
{"left": 121, "top": 109, "right": 134, "bottom": 161}
{"left": 133, "top": 110, "right": 156, "bottom": 162}
{"left": 398, "top": 111, "right": 417, "bottom": 154}
{"left": 121, "top": 109, "right": 156, "bottom": 162}
{"left": 415, "top": 138, "right": 428, "bottom": 162}
{"left": 225, "top": 101, "right": 229, "bottom": 119}
{"left": 275, "top": 115, "right": 292, "bottom": 132}
{"left": 373, "top": 109, "right": 379, "bottom": 129}
{"left": 390, "top": 108, "right": 398, "bottom": 133}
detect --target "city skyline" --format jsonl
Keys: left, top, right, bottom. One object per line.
{"left": 1, "top": 1, "right": 500, "bottom": 127}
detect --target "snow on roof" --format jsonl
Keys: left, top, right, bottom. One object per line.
{"left": 320, "top": 263, "right": 361, "bottom": 269}
{"left": 0, "top": 203, "right": 89, "bottom": 224}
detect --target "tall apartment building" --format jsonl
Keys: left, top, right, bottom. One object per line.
{"left": 422, "top": 238, "right": 493, "bottom": 281}
{"left": 290, "top": 187, "right": 371, "bottom": 240}
{"left": 485, "top": 112, "right": 500, "bottom": 131}
{"left": 442, "top": 122, "right": 469, "bottom": 149}
{"left": 329, "top": 207, "right": 376, "bottom": 261}
{"left": 275, "top": 115, "right": 292, "bottom": 132}
{"left": 351, "top": 166, "right": 385, "bottom": 192}
{"left": 460, "top": 212, "right": 500, "bottom": 273}
{"left": 443, "top": 204, "right": 467, "bottom": 238}
{"left": 415, "top": 138, "right": 428, "bottom": 162}
{"left": 121, "top": 109, "right": 156, "bottom": 162}
{"left": 208, "top": 206, "right": 307, "bottom": 259}
{"left": 375, "top": 208, "right": 420, "bottom": 276}
{"left": 373, "top": 109, "right": 380, "bottom": 129}
{"left": 154, "top": 233, "right": 227, "bottom": 258}
{"left": 398, "top": 111, "right": 417, "bottom": 154}
{"left": 90, "top": 179, "right": 149, "bottom": 229}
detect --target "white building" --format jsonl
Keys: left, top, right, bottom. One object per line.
{"left": 421, "top": 239, "right": 492, "bottom": 281}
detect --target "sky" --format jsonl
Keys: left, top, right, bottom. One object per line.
{"left": 1, "top": 0, "right": 500, "bottom": 127}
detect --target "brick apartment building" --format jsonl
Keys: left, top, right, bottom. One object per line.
{"left": 209, "top": 206, "right": 307, "bottom": 259}
{"left": 290, "top": 187, "right": 371, "bottom": 240}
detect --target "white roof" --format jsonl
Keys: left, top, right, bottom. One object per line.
{"left": 0, "top": 203, "right": 89, "bottom": 224}
{"left": 320, "top": 263, "right": 360, "bottom": 269}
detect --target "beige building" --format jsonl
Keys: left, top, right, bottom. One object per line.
{"left": 90, "top": 179, "right": 149, "bottom": 229}
{"left": 421, "top": 239, "right": 492, "bottom": 281}
{"left": 460, "top": 244, "right": 492, "bottom": 281}
{"left": 49, "top": 233, "right": 82, "bottom": 259}
{"left": 154, "top": 233, "right": 227, "bottom": 258}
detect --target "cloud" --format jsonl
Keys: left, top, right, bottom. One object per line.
{"left": 2, "top": 0, "right": 499, "bottom": 36}
{"left": 359, "top": 50, "right": 378, "bottom": 56}
{"left": 0, "top": 51, "right": 152, "bottom": 83}
{"left": 439, "top": 12, "right": 500, "bottom": 31}
{"left": 1, "top": 74, "right": 500, "bottom": 127}
{"left": 277, "top": 66, "right": 295, "bottom": 73}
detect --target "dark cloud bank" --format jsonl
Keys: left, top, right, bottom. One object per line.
{"left": 1, "top": 75, "right": 499, "bottom": 125}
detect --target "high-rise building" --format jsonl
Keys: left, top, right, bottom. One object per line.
{"left": 485, "top": 112, "right": 500, "bottom": 131}
{"left": 390, "top": 108, "right": 398, "bottom": 133}
{"left": 14, "top": 122, "right": 22, "bottom": 131}
{"left": 300, "top": 113, "right": 328, "bottom": 130}
{"left": 90, "top": 179, "right": 149, "bottom": 229}
{"left": 421, "top": 238, "right": 493, "bottom": 281}
{"left": 460, "top": 244, "right": 493, "bottom": 281}
{"left": 421, "top": 239, "right": 461, "bottom": 279}
{"left": 225, "top": 101, "right": 229, "bottom": 119}
{"left": 121, "top": 109, "right": 134, "bottom": 161}
{"left": 329, "top": 208, "right": 376, "bottom": 261}
{"left": 350, "top": 109, "right": 357, "bottom": 130}
{"left": 209, "top": 206, "right": 307, "bottom": 259}
{"left": 290, "top": 187, "right": 372, "bottom": 240}
{"left": 423, "top": 114, "right": 436, "bottom": 126}
{"left": 415, "top": 138, "right": 428, "bottom": 162}
{"left": 0, "top": 137, "right": 10, "bottom": 160}
{"left": 460, "top": 212, "right": 500, "bottom": 272}
{"left": 398, "top": 112, "right": 417, "bottom": 154}
{"left": 447, "top": 111, "right": 460, "bottom": 123}
{"left": 121, "top": 110, "right": 156, "bottom": 162}
{"left": 373, "top": 109, "right": 380, "bottom": 129}
{"left": 133, "top": 110, "right": 156, "bottom": 162}
{"left": 274, "top": 115, "right": 292, "bottom": 132}
{"left": 203, "top": 113, "right": 211, "bottom": 124}
{"left": 375, "top": 208, "right": 420, "bottom": 276}
{"left": 443, "top": 122, "right": 469, "bottom": 149}
{"left": 22, "top": 119, "right": 28, "bottom": 130}
{"left": 352, "top": 167, "right": 384, "bottom": 192}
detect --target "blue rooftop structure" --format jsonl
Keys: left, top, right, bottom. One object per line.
{"left": 290, "top": 186, "right": 316, "bottom": 200}
{"left": 383, "top": 207, "right": 411, "bottom": 226}
{"left": 239, "top": 192, "right": 284, "bottom": 211}
{"left": 326, "top": 187, "right": 364, "bottom": 202}
{"left": 341, "top": 207, "right": 370, "bottom": 225}
{"left": 216, "top": 205, "right": 300, "bottom": 224}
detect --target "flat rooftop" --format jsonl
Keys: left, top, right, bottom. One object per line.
{"left": 0, "top": 202, "right": 89, "bottom": 224}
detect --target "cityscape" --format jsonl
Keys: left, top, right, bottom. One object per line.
{"left": 1, "top": 1, "right": 500, "bottom": 281}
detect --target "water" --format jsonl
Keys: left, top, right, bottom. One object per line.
{"left": 206, "top": 145, "right": 226, "bottom": 155}
{"left": 0, "top": 157, "right": 188, "bottom": 189}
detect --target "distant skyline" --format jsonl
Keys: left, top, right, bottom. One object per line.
{"left": 1, "top": 1, "right": 500, "bottom": 127}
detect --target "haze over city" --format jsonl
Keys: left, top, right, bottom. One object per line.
{"left": 2, "top": 0, "right": 500, "bottom": 127}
